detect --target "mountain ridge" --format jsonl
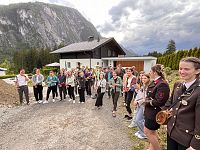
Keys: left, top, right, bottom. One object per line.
{"left": 0, "top": 2, "right": 100, "bottom": 53}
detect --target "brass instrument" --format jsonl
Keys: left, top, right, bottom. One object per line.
{"left": 156, "top": 110, "right": 170, "bottom": 125}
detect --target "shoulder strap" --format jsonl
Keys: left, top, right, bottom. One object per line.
{"left": 168, "top": 80, "right": 200, "bottom": 110}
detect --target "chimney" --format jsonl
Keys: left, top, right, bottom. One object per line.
{"left": 97, "top": 36, "right": 100, "bottom": 42}
{"left": 88, "top": 36, "right": 94, "bottom": 42}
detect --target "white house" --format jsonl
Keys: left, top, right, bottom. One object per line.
{"left": 0, "top": 67, "right": 7, "bottom": 76}
{"left": 52, "top": 37, "right": 157, "bottom": 72}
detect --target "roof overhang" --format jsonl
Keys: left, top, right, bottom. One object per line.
{"left": 51, "top": 37, "right": 126, "bottom": 55}
{"left": 0, "top": 68, "right": 7, "bottom": 71}
{"left": 101, "top": 56, "right": 157, "bottom": 61}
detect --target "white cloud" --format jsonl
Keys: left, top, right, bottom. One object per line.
{"left": 1, "top": 0, "right": 200, "bottom": 55}
{"left": 99, "top": 0, "right": 200, "bottom": 54}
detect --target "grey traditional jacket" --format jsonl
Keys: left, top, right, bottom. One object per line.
{"left": 97, "top": 79, "right": 107, "bottom": 93}
{"left": 32, "top": 74, "right": 44, "bottom": 85}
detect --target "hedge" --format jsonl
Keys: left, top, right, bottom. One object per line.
{"left": 0, "top": 75, "right": 16, "bottom": 79}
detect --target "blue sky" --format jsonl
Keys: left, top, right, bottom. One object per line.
{"left": 1, "top": 0, "right": 200, "bottom": 55}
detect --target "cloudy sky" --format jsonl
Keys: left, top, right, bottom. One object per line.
{"left": 1, "top": 0, "right": 200, "bottom": 55}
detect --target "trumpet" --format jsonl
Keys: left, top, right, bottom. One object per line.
{"left": 156, "top": 110, "right": 170, "bottom": 125}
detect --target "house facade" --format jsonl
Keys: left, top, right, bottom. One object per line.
{"left": 52, "top": 37, "right": 157, "bottom": 72}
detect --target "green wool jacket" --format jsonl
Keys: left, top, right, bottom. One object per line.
{"left": 109, "top": 76, "right": 122, "bottom": 92}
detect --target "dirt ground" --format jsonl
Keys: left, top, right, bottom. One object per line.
{"left": 0, "top": 87, "right": 133, "bottom": 150}
{"left": 0, "top": 80, "right": 19, "bottom": 106}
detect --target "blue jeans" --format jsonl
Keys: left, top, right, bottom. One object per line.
{"left": 129, "top": 110, "right": 137, "bottom": 127}
{"left": 135, "top": 106, "right": 146, "bottom": 137}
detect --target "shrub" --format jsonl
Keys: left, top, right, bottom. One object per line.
{"left": 0, "top": 74, "right": 16, "bottom": 79}
{"left": 41, "top": 67, "right": 59, "bottom": 77}
{"left": 164, "top": 67, "right": 172, "bottom": 76}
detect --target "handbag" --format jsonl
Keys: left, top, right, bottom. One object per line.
{"left": 42, "top": 82, "right": 46, "bottom": 87}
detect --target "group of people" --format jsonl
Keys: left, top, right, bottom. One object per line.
{"left": 127, "top": 57, "right": 200, "bottom": 150}
{"left": 14, "top": 56, "right": 200, "bottom": 150}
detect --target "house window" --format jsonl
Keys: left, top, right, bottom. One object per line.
{"left": 76, "top": 62, "right": 81, "bottom": 68}
{"left": 102, "top": 62, "right": 104, "bottom": 67}
{"left": 67, "top": 62, "right": 71, "bottom": 68}
{"left": 108, "top": 49, "right": 112, "bottom": 57}
{"left": 97, "top": 62, "right": 99, "bottom": 65}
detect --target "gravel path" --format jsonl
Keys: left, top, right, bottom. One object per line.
{"left": 0, "top": 91, "right": 133, "bottom": 150}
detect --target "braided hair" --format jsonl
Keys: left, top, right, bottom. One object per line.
{"left": 151, "top": 64, "right": 165, "bottom": 80}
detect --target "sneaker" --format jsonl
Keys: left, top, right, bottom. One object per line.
{"left": 112, "top": 112, "right": 116, "bottom": 117}
{"left": 75, "top": 95, "right": 79, "bottom": 97}
{"left": 81, "top": 102, "right": 85, "bottom": 104}
{"left": 134, "top": 131, "right": 140, "bottom": 137}
{"left": 38, "top": 100, "right": 43, "bottom": 104}
{"left": 128, "top": 124, "right": 137, "bottom": 128}
{"left": 68, "top": 99, "right": 72, "bottom": 102}
{"left": 137, "top": 134, "right": 147, "bottom": 139}
{"left": 78, "top": 101, "right": 81, "bottom": 103}
{"left": 43, "top": 100, "right": 48, "bottom": 104}
{"left": 73, "top": 100, "right": 75, "bottom": 104}
{"left": 52, "top": 99, "right": 55, "bottom": 103}
{"left": 91, "top": 96, "right": 96, "bottom": 99}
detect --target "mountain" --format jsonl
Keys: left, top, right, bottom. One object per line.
{"left": 120, "top": 45, "right": 137, "bottom": 56}
{"left": 0, "top": 2, "right": 100, "bottom": 60}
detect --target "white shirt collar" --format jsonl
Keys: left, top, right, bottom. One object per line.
{"left": 184, "top": 79, "right": 196, "bottom": 89}
{"left": 154, "top": 76, "right": 161, "bottom": 81}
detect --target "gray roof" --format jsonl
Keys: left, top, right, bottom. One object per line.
{"left": 51, "top": 38, "right": 124, "bottom": 54}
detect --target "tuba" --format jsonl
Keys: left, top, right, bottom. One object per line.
{"left": 156, "top": 110, "right": 170, "bottom": 125}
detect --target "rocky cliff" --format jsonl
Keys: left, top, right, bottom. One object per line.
{"left": 0, "top": 2, "right": 100, "bottom": 52}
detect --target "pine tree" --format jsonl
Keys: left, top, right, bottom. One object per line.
{"left": 187, "top": 49, "right": 193, "bottom": 57}
{"left": 164, "top": 40, "right": 176, "bottom": 55}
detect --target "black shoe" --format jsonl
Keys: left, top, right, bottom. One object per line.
{"left": 127, "top": 116, "right": 133, "bottom": 120}
{"left": 124, "top": 115, "right": 129, "bottom": 118}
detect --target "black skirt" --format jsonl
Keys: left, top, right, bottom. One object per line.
{"left": 144, "top": 117, "right": 160, "bottom": 130}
